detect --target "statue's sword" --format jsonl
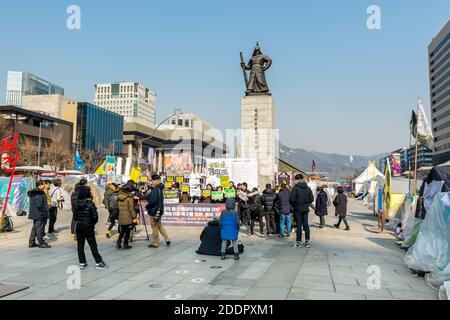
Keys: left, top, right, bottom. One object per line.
{"left": 240, "top": 51, "right": 249, "bottom": 88}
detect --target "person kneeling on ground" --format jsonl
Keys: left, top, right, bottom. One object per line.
{"left": 333, "top": 187, "right": 350, "bottom": 231}
{"left": 74, "top": 187, "right": 108, "bottom": 270}
{"left": 220, "top": 198, "right": 240, "bottom": 260}
{"left": 196, "top": 219, "right": 222, "bottom": 255}
{"left": 117, "top": 183, "right": 137, "bottom": 249}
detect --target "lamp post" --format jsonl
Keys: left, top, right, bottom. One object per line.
{"left": 137, "top": 108, "right": 182, "bottom": 171}
{"left": 112, "top": 139, "right": 123, "bottom": 157}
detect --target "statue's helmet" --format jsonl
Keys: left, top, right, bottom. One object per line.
{"left": 252, "top": 42, "right": 262, "bottom": 56}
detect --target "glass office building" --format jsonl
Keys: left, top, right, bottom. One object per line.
{"left": 77, "top": 103, "right": 124, "bottom": 155}
{"left": 429, "top": 20, "right": 450, "bottom": 165}
{"left": 5, "top": 71, "right": 64, "bottom": 106}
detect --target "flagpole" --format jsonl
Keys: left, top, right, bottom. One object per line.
{"left": 413, "top": 98, "right": 419, "bottom": 196}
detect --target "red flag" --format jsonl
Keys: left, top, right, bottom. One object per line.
{"left": 312, "top": 160, "right": 316, "bottom": 172}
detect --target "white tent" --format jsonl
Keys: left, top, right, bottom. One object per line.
{"left": 353, "top": 162, "right": 384, "bottom": 194}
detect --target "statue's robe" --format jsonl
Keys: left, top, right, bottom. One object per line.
{"left": 247, "top": 54, "right": 272, "bottom": 94}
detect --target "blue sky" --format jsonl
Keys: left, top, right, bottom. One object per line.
{"left": 0, "top": 0, "right": 448, "bottom": 155}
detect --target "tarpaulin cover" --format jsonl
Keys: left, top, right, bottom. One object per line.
{"left": 0, "top": 177, "right": 35, "bottom": 216}
{"left": 416, "top": 166, "right": 450, "bottom": 219}
{"left": 404, "top": 192, "right": 450, "bottom": 287}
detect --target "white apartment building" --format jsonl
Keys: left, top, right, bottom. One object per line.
{"left": 164, "top": 113, "right": 214, "bottom": 132}
{"left": 93, "top": 82, "right": 156, "bottom": 125}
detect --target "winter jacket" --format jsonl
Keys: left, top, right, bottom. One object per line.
{"left": 28, "top": 188, "right": 49, "bottom": 221}
{"left": 118, "top": 191, "right": 137, "bottom": 225}
{"left": 276, "top": 189, "right": 291, "bottom": 214}
{"left": 74, "top": 199, "right": 98, "bottom": 226}
{"left": 248, "top": 191, "right": 262, "bottom": 218}
{"left": 237, "top": 189, "right": 250, "bottom": 209}
{"left": 140, "top": 183, "right": 165, "bottom": 216}
{"left": 220, "top": 198, "right": 239, "bottom": 241}
{"left": 333, "top": 194, "right": 347, "bottom": 217}
{"left": 315, "top": 191, "right": 328, "bottom": 216}
{"left": 289, "top": 182, "right": 314, "bottom": 213}
{"left": 50, "top": 186, "right": 64, "bottom": 208}
{"left": 44, "top": 189, "right": 51, "bottom": 209}
{"left": 261, "top": 188, "right": 276, "bottom": 212}
{"left": 196, "top": 219, "right": 222, "bottom": 256}
{"left": 71, "top": 185, "right": 88, "bottom": 214}
{"left": 103, "top": 188, "right": 113, "bottom": 210}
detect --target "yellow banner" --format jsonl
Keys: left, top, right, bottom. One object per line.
{"left": 130, "top": 167, "right": 141, "bottom": 183}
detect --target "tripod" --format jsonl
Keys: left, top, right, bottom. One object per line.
{"left": 130, "top": 202, "right": 150, "bottom": 242}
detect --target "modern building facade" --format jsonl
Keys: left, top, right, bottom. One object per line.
{"left": 400, "top": 145, "right": 433, "bottom": 172}
{"left": 93, "top": 82, "right": 156, "bottom": 126}
{"left": 60, "top": 102, "right": 124, "bottom": 155}
{"left": 21, "top": 94, "right": 76, "bottom": 118}
{"left": 429, "top": 20, "right": 450, "bottom": 165}
{"left": 0, "top": 105, "right": 73, "bottom": 164}
{"left": 5, "top": 71, "right": 64, "bottom": 106}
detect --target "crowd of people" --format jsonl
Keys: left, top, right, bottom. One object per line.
{"left": 27, "top": 174, "right": 170, "bottom": 270}
{"left": 26, "top": 172, "right": 349, "bottom": 268}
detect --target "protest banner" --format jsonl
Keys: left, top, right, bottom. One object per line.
{"left": 220, "top": 176, "right": 230, "bottom": 189}
{"left": 162, "top": 203, "right": 226, "bottom": 226}
{"left": 224, "top": 188, "right": 236, "bottom": 199}
{"left": 211, "top": 191, "right": 224, "bottom": 201}
{"left": 202, "top": 189, "right": 211, "bottom": 198}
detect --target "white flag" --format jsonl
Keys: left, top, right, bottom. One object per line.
{"left": 416, "top": 98, "right": 434, "bottom": 149}
{"left": 349, "top": 155, "right": 354, "bottom": 164}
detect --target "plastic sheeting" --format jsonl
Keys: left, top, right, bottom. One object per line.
{"left": 60, "top": 176, "right": 105, "bottom": 208}
{"left": 0, "top": 177, "right": 35, "bottom": 216}
{"left": 404, "top": 192, "right": 450, "bottom": 287}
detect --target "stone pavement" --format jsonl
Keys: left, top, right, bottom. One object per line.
{"left": 0, "top": 199, "right": 438, "bottom": 300}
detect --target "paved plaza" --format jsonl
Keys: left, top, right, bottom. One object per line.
{"left": 0, "top": 199, "right": 438, "bottom": 300}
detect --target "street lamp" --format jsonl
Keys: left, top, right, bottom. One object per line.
{"left": 137, "top": 108, "right": 182, "bottom": 170}
{"left": 37, "top": 121, "right": 57, "bottom": 167}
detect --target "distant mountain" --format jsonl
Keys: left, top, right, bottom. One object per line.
{"left": 279, "top": 144, "right": 387, "bottom": 179}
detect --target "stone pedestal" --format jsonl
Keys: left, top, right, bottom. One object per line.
{"left": 240, "top": 95, "right": 278, "bottom": 189}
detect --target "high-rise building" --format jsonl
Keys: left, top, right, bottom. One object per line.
{"left": 400, "top": 145, "right": 433, "bottom": 172}
{"left": 93, "top": 82, "right": 156, "bottom": 125}
{"left": 5, "top": 71, "right": 64, "bottom": 106}
{"left": 429, "top": 20, "right": 450, "bottom": 165}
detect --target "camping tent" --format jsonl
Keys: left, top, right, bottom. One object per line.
{"left": 404, "top": 192, "right": 450, "bottom": 288}
{"left": 353, "top": 162, "right": 384, "bottom": 195}
{"left": 402, "top": 165, "right": 450, "bottom": 248}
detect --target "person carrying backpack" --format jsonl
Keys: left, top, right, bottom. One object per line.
{"left": 104, "top": 183, "right": 119, "bottom": 238}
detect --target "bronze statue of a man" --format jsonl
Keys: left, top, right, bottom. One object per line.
{"left": 240, "top": 43, "right": 272, "bottom": 95}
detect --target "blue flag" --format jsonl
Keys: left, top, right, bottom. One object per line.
{"left": 404, "top": 149, "right": 408, "bottom": 170}
{"left": 75, "top": 147, "right": 84, "bottom": 171}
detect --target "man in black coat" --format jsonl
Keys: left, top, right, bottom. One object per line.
{"left": 289, "top": 174, "right": 314, "bottom": 248}
{"left": 28, "top": 180, "right": 51, "bottom": 248}
{"left": 138, "top": 174, "right": 171, "bottom": 248}
{"left": 261, "top": 184, "right": 276, "bottom": 235}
